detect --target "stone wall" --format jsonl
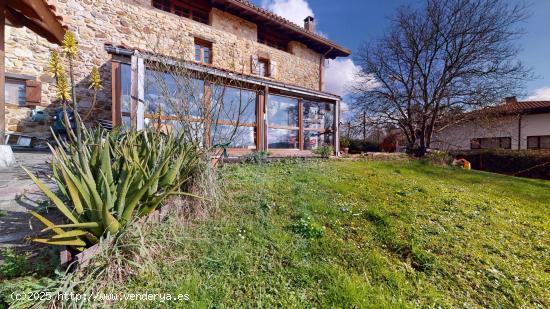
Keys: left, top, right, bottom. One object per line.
{"left": 4, "top": 0, "right": 324, "bottom": 141}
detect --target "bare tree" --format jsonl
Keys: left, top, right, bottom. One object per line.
{"left": 353, "top": 0, "right": 532, "bottom": 155}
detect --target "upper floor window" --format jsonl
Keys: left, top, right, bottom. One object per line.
{"left": 5, "top": 78, "right": 26, "bottom": 105}
{"left": 257, "top": 59, "right": 269, "bottom": 77}
{"left": 195, "top": 39, "right": 212, "bottom": 64}
{"left": 152, "top": 0, "right": 210, "bottom": 24}
{"left": 258, "top": 32, "right": 289, "bottom": 52}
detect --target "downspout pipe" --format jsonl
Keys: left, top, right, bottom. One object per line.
{"left": 518, "top": 114, "right": 522, "bottom": 150}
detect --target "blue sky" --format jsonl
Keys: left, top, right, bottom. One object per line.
{"left": 255, "top": 0, "right": 550, "bottom": 100}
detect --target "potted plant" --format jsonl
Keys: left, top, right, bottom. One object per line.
{"left": 340, "top": 138, "right": 351, "bottom": 154}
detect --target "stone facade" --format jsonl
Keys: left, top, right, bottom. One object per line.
{"left": 4, "top": 0, "right": 326, "bottom": 142}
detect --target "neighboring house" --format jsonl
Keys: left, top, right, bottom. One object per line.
{"left": 3, "top": 0, "right": 351, "bottom": 156}
{"left": 432, "top": 97, "right": 550, "bottom": 151}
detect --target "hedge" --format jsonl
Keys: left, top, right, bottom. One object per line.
{"left": 450, "top": 149, "right": 550, "bottom": 180}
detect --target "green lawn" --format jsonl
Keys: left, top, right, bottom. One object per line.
{"left": 100, "top": 159, "right": 549, "bottom": 308}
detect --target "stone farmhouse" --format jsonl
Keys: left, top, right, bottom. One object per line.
{"left": 432, "top": 97, "right": 550, "bottom": 151}
{"left": 4, "top": 0, "right": 351, "bottom": 155}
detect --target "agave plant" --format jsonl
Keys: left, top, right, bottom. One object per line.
{"left": 24, "top": 125, "right": 200, "bottom": 251}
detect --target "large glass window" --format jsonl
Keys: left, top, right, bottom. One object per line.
{"left": 144, "top": 69, "right": 204, "bottom": 118}
{"left": 304, "top": 131, "right": 333, "bottom": 150}
{"left": 211, "top": 125, "right": 256, "bottom": 149}
{"left": 303, "top": 101, "right": 334, "bottom": 130}
{"left": 268, "top": 95, "right": 298, "bottom": 127}
{"left": 268, "top": 128, "right": 299, "bottom": 149}
{"left": 267, "top": 95, "right": 299, "bottom": 149}
{"left": 210, "top": 86, "right": 257, "bottom": 149}
{"left": 212, "top": 86, "right": 256, "bottom": 124}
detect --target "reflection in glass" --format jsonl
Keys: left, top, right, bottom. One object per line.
{"left": 211, "top": 124, "right": 256, "bottom": 149}
{"left": 303, "top": 101, "right": 334, "bottom": 130}
{"left": 120, "top": 64, "right": 131, "bottom": 113}
{"left": 145, "top": 69, "right": 204, "bottom": 117}
{"left": 304, "top": 131, "right": 333, "bottom": 150}
{"left": 211, "top": 86, "right": 257, "bottom": 124}
{"left": 268, "top": 128, "right": 299, "bottom": 149}
{"left": 267, "top": 95, "right": 298, "bottom": 127}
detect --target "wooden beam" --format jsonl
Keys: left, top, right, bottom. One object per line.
{"left": 5, "top": 0, "right": 66, "bottom": 44}
{"left": 111, "top": 61, "right": 121, "bottom": 127}
{"left": 298, "top": 98, "right": 304, "bottom": 151}
{"left": 1, "top": 4, "right": 6, "bottom": 145}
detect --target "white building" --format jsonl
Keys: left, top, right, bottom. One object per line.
{"left": 432, "top": 98, "right": 550, "bottom": 151}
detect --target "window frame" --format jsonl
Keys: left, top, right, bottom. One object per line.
{"left": 5, "top": 78, "right": 27, "bottom": 106}
{"left": 152, "top": 0, "right": 210, "bottom": 24}
{"left": 470, "top": 137, "right": 512, "bottom": 150}
{"left": 257, "top": 58, "right": 270, "bottom": 78}
{"left": 527, "top": 135, "right": 550, "bottom": 150}
{"left": 194, "top": 38, "right": 212, "bottom": 64}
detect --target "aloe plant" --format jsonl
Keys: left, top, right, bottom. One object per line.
{"left": 24, "top": 125, "right": 200, "bottom": 251}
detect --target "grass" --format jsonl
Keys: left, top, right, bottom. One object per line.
{"left": 3, "top": 159, "right": 549, "bottom": 308}
{"left": 92, "top": 159, "right": 549, "bottom": 308}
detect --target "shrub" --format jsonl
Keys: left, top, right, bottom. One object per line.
{"left": 243, "top": 151, "right": 269, "bottom": 164}
{"left": 313, "top": 145, "right": 334, "bottom": 158}
{"left": 23, "top": 125, "right": 200, "bottom": 251}
{"left": 340, "top": 138, "right": 351, "bottom": 149}
{"left": 450, "top": 149, "right": 550, "bottom": 180}
{"left": 422, "top": 150, "right": 453, "bottom": 165}
{"left": 380, "top": 134, "right": 398, "bottom": 153}
{"left": 349, "top": 140, "right": 380, "bottom": 154}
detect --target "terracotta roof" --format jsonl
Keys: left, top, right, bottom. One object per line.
{"left": 491, "top": 100, "right": 550, "bottom": 114}
{"left": 210, "top": 0, "right": 351, "bottom": 59}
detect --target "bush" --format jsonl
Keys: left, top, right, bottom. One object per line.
{"left": 422, "top": 150, "right": 453, "bottom": 165}
{"left": 340, "top": 137, "right": 351, "bottom": 149}
{"left": 349, "top": 140, "right": 380, "bottom": 154}
{"left": 313, "top": 145, "right": 333, "bottom": 158}
{"left": 243, "top": 151, "right": 269, "bottom": 164}
{"left": 451, "top": 149, "right": 550, "bottom": 180}
{"left": 380, "top": 134, "right": 398, "bottom": 153}
{"left": 23, "top": 125, "right": 200, "bottom": 251}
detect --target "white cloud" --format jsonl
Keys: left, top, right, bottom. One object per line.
{"left": 261, "top": 0, "right": 314, "bottom": 26}
{"left": 527, "top": 87, "right": 550, "bottom": 100}
{"left": 324, "top": 58, "right": 361, "bottom": 97}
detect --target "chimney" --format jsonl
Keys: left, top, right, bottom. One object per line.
{"left": 304, "top": 16, "right": 315, "bottom": 32}
{"left": 505, "top": 96, "right": 517, "bottom": 104}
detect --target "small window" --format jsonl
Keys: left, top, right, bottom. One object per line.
{"left": 194, "top": 39, "right": 212, "bottom": 64}
{"left": 527, "top": 136, "right": 550, "bottom": 150}
{"left": 471, "top": 137, "right": 511, "bottom": 150}
{"left": 258, "top": 59, "right": 270, "bottom": 77}
{"left": 5, "top": 78, "right": 26, "bottom": 105}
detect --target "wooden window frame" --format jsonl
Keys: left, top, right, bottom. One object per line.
{"left": 152, "top": 0, "right": 210, "bottom": 24}
{"left": 257, "top": 31, "right": 289, "bottom": 52}
{"left": 527, "top": 135, "right": 550, "bottom": 150}
{"left": 4, "top": 75, "right": 41, "bottom": 107}
{"left": 470, "top": 137, "right": 512, "bottom": 150}
{"left": 257, "top": 58, "right": 270, "bottom": 78}
{"left": 194, "top": 38, "right": 212, "bottom": 64}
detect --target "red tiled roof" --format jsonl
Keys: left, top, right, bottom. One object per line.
{"left": 491, "top": 100, "right": 550, "bottom": 114}
{"left": 211, "top": 0, "right": 351, "bottom": 59}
